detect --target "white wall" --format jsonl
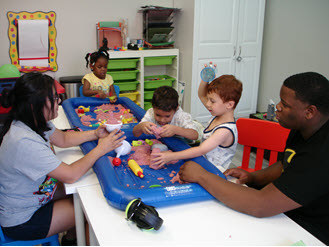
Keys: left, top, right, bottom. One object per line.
{"left": 0, "top": 0, "right": 174, "bottom": 80}
{"left": 258, "top": 0, "right": 329, "bottom": 112}
{"left": 172, "top": 0, "right": 194, "bottom": 110}
{"left": 1, "top": 0, "right": 329, "bottom": 113}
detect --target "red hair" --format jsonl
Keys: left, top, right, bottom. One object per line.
{"left": 207, "top": 75, "right": 243, "bottom": 109}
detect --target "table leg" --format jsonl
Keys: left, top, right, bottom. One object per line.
{"left": 89, "top": 223, "right": 99, "bottom": 246}
{"left": 73, "top": 193, "right": 86, "bottom": 246}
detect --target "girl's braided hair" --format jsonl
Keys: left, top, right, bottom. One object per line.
{"left": 85, "top": 48, "right": 110, "bottom": 68}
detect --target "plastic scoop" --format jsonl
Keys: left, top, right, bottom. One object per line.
{"left": 115, "top": 140, "right": 131, "bottom": 158}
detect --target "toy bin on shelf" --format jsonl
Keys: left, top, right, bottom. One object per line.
{"left": 144, "top": 75, "right": 175, "bottom": 90}
{"left": 144, "top": 90, "right": 154, "bottom": 100}
{"left": 144, "top": 56, "right": 176, "bottom": 66}
{"left": 119, "top": 91, "right": 139, "bottom": 102}
{"left": 114, "top": 80, "right": 139, "bottom": 92}
{"left": 144, "top": 101, "right": 152, "bottom": 110}
{"left": 107, "top": 70, "right": 139, "bottom": 81}
{"left": 108, "top": 58, "right": 139, "bottom": 70}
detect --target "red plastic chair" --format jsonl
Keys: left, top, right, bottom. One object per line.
{"left": 236, "top": 118, "right": 290, "bottom": 172}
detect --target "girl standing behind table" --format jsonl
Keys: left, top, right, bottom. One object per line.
{"left": 0, "top": 72, "right": 124, "bottom": 244}
{"left": 82, "top": 48, "right": 117, "bottom": 103}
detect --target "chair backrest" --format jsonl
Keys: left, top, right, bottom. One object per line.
{"left": 79, "top": 85, "right": 120, "bottom": 97}
{"left": 236, "top": 118, "right": 290, "bottom": 172}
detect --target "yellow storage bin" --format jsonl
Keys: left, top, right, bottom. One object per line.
{"left": 119, "top": 91, "right": 139, "bottom": 102}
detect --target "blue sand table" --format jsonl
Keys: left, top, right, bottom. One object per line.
{"left": 62, "top": 97, "right": 226, "bottom": 210}
{"left": 62, "top": 97, "right": 145, "bottom": 133}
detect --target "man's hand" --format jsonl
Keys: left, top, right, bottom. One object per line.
{"left": 179, "top": 161, "right": 208, "bottom": 183}
{"left": 224, "top": 168, "right": 253, "bottom": 185}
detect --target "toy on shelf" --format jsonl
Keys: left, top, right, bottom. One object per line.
{"left": 200, "top": 61, "right": 218, "bottom": 83}
{"left": 96, "top": 20, "right": 127, "bottom": 50}
{"left": 127, "top": 159, "right": 144, "bottom": 178}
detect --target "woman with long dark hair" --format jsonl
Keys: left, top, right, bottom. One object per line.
{"left": 0, "top": 72, "right": 124, "bottom": 244}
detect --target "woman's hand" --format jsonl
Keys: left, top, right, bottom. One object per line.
{"left": 95, "top": 125, "right": 109, "bottom": 138}
{"left": 97, "top": 130, "right": 125, "bottom": 156}
{"left": 224, "top": 168, "right": 252, "bottom": 185}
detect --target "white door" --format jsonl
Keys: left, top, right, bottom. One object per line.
{"left": 191, "top": 0, "right": 265, "bottom": 123}
{"left": 234, "top": 0, "right": 265, "bottom": 117}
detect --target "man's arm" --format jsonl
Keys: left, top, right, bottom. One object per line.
{"left": 179, "top": 161, "right": 301, "bottom": 218}
{"left": 225, "top": 161, "right": 284, "bottom": 188}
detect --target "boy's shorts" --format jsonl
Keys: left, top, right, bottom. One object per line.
{"left": 2, "top": 201, "right": 54, "bottom": 240}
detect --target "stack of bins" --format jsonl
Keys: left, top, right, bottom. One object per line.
{"left": 143, "top": 55, "right": 176, "bottom": 110}
{"left": 107, "top": 58, "right": 140, "bottom": 105}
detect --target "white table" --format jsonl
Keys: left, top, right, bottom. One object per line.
{"left": 78, "top": 184, "right": 324, "bottom": 246}
{"left": 54, "top": 106, "right": 324, "bottom": 246}
{"left": 52, "top": 106, "right": 99, "bottom": 246}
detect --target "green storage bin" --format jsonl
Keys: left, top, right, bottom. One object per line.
{"left": 144, "top": 90, "right": 154, "bottom": 100}
{"left": 114, "top": 80, "right": 139, "bottom": 92}
{"left": 144, "top": 75, "right": 175, "bottom": 90}
{"left": 144, "top": 101, "right": 152, "bottom": 111}
{"left": 107, "top": 70, "right": 139, "bottom": 81}
{"left": 144, "top": 56, "right": 176, "bottom": 66}
{"left": 108, "top": 58, "right": 139, "bottom": 70}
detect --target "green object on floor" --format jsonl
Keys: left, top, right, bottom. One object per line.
{"left": 291, "top": 240, "right": 306, "bottom": 246}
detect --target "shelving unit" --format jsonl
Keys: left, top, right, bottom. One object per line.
{"left": 140, "top": 6, "right": 180, "bottom": 48}
{"left": 107, "top": 49, "right": 179, "bottom": 110}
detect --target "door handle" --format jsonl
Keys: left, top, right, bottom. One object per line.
{"left": 236, "top": 46, "right": 242, "bottom": 62}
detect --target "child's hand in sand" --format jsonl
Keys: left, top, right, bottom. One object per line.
{"left": 140, "top": 122, "right": 157, "bottom": 135}
{"left": 159, "top": 124, "right": 177, "bottom": 138}
{"left": 151, "top": 151, "right": 174, "bottom": 169}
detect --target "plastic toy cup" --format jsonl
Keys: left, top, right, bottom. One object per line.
{"left": 105, "top": 122, "right": 123, "bottom": 132}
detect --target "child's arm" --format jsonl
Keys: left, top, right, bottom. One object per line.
{"left": 198, "top": 79, "right": 208, "bottom": 108}
{"left": 160, "top": 125, "right": 198, "bottom": 140}
{"left": 133, "top": 121, "right": 157, "bottom": 137}
{"left": 151, "top": 128, "right": 234, "bottom": 168}
{"left": 109, "top": 84, "right": 117, "bottom": 103}
{"left": 82, "top": 79, "right": 106, "bottom": 98}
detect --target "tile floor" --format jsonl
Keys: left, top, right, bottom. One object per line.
{"left": 229, "top": 144, "right": 269, "bottom": 170}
